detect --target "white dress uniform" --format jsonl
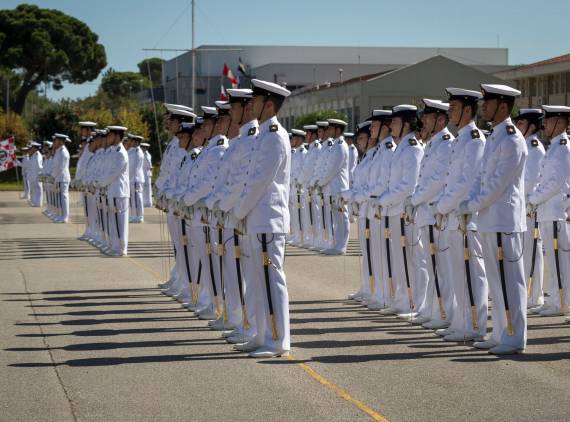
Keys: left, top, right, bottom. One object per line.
{"left": 163, "top": 138, "right": 201, "bottom": 305}
{"left": 142, "top": 148, "right": 153, "bottom": 207}
{"left": 21, "top": 154, "right": 30, "bottom": 200}
{"left": 75, "top": 141, "right": 93, "bottom": 236}
{"left": 128, "top": 145, "right": 145, "bottom": 223}
{"left": 310, "top": 136, "right": 334, "bottom": 250}
{"left": 27, "top": 149, "right": 43, "bottom": 207}
{"left": 522, "top": 132, "right": 546, "bottom": 308}
{"left": 366, "top": 136, "right": 397, "bottom": 309}
{"left": 464, "top": 107, "right": 528, "bottom": 353}
{"left": 435, "top": 121, "right": 487, "bottom": 338}
{"left": 342, "top": 127, "right": 376, "bottom": 302}
{"left": 50, "top": 139, "right": 71, "bottom": 222}
{"left": 320, "top": 130, "right": 350, "bottom": 254}
{"left": 233, "top": 113, "right": 291, "bottom": 354}
{"left": 410, "top": 124, "right": 454, "bottom": 323}
{"left": 528, "top": 125, "right": 570, "bottom": 316}
{"left": 183, "top": 132, "right": 228, "bottom": 318}
{"left": 217, "top": 118, "right": 259, "bottom": 340}
{"left": 41, "top": 152, "right": 53, "bottom": 216}
{"left": 298, "top": 138, "right": 322, "bottom": 248}
{"left": 348, "top": 143, "right": 358, "bottom": 189}
{"left": 98, "top": 138, "right": 130, "bottom": 256}
{"left": 377, "top": 128, "right": 423, "bottom": 315}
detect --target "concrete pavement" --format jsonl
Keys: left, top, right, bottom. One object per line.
{"left": 1, "top": 191, "right": 569, "bottom": 422}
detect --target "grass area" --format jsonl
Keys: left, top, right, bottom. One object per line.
{"left": 0, "top": 181, "right": 23, "bottom": 191}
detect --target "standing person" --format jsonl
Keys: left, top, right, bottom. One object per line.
{"left": 97, "top": 126, "right": 130, "bottom": 256}
{"left": 527, "top": 105, "right": 570, "bottom": 318}
{"left": 514, "top": 109, "right": 546, "bottom": 312}
{"left": 432, "top": 88, "right": 487, "bottom": 340}
{"left": 405, "top": 99, "right": 453, "bottom": 325}
{"left": 127, "top": 134, "right": 145, "bottom": 223}
{"left": 365, "top": 110, "right": 396, "bottom": 310}
{"left": 232, "top": 79, "right": 292, "bottom": 358}
{"left": 345, "top": 132, "right": 358, "bottom": 189}
{"left": 19, "top": 147, "right": 30, "bottom": 200}
{"left": 319, "top": 119, "right": 350, "bottom": 255}
{"left": 26, "top": 142, "right": 43, "bottom": 207}
{"left": 50, "top": 133, "right": 71, "bottom": 223}
{"left": 375, "top": 105, "right": 424, "bottom": 318}
{"left": 141, "top": 142, "right": 153, "bottom": 207}
{"left": 458, "top": 84, "right": 528, "bottom": 355}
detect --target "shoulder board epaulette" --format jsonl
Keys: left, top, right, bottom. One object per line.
{"left": 217, "top": 138, "right": 225, "bottom": 146}
{"left": 315, "top": 140, "right": 321, "bottom": 145}
{"left": 327, "top": 140, "right": 333, "bottom": 146}
{"left": 291, "top": 149, "right": 296, "bottom": 153}
{"left": 506, "top": 125, "right": 516, "bottom": 135}
{"left": 269, "top": 124, "right": 278, "bottom": 132}
{"left": 338, "top": 139, "right": 344, "bottom": 144}
{"left": 471, "top": 129, "right": 480, "bottom": 139}
{"left": 386, "top": 142, "right": 393, "bottom": 149}
{"left": 443, "top": 134, "right": 451, "bottom": 140}
{"left": 561, "top": 138, "right": 568, "bottom": 146}
{"left": 248, "top": 127, "right": 256, "bottom": 136}
{"left": 191, "top": 152, "right": 198, "bottom": 160}
{"left": 409, "top": 138, "right": 418, "bottom": 146}
{"left": 116, "top": 146, "right": 121, "bottom": 152}
{"left": 531, "top": 139, "right": 539, "bottom": 147}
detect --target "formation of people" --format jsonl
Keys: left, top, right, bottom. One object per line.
{"left": 15, "top": 78, "right": 570, "bottom": 358}
{"left": 18, "top": 123, "right": 154, "bottom": 256}
{"left": 338, "top": 84, "right": 570, "bottom": 355}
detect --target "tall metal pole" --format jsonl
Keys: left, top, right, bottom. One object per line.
{"left": 6, "top": 79, "right": 9, "bottom": 114}
{"left": 191, "top": 0, "right": 196, "bottom": 111}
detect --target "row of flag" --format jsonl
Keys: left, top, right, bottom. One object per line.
{"left": 0, "top": 137, "right": 16, "bottom": 172}
{"left": 220, "top": 58, "right": 250, "bottom": 101}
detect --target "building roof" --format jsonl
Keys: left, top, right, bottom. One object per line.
{"left": 516, "top": 53, "right": 570, "bottom": 70}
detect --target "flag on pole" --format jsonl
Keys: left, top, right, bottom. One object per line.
{"left": 223, "top": 63, "right": 239, "bottom": 88}
{"left": 238, "top": 57, "right": 250, "bottom": 77}
{"left": 220, "top": 85, "right": 228, "bottom": 101}
{"left": 0, "top": 137, "right": 16, "bottom": 172}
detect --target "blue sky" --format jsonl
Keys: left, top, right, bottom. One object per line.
{"left": 4, "top": 0, "right": 570, "bottom": 100}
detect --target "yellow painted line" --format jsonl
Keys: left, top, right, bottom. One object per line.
{"left": 126, "top": 255, "right": 163, "bottom": 280}
{"left": 126, "top": 255, "right": 388, "bottom": 422}
{"left": 288, "top": 355, "right": 389, "bottom": 422}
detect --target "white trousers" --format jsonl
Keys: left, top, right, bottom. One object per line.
{"left": 443, "top": 229, "right": 488, "bottom": 337}
{"left": 247, "top": 233, "right": 290, "bottom": 350}
{"left": 23, "top": 176, "right": 30, "bottom": 199}
{"left": 540, "top": 221, "right": 570, "bottom": 311}
{"left": 29, "top": 178, "right": 42, "bottom": 207}
{"left": 56, "top": 182, "right": 70, "bottom": 220}
{"left": 301, "top": 193, "right": 314, "bottom": 247}
{"left": 422, "top": 226, "right": 452, "bottom": 325}
{"left": 481, "top": 232, "right": 527, "bottom": 349}
{"left": 188, "top": 225, "right": 211, "bottom": 310}
{"left": 143, "top": 177, "right": 153, "bottom": 208}
{"left": 129, "top": 183, "right": 144, "bottom": 220}
{"left": 370, "top": 216, "right": 390, "bottom": 307}
{"left": 357, "top": 218, "right": 372, "bottom": 299}
{"left": 385, "top": 215, "right": 416, "bottom": 313}
{"left": 109, "top": 196, "right": 129, "bottom": 254}
{"left": 211, "top": 227, "right": 243, "bottom": 326}
{"left": 524, "top": 215, "right": 544, "bottom": 307}
{"left": 330, "top": 198, "right": 350, "bottom": 253}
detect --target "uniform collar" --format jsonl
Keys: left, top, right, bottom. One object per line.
{"left": 431, "top": 127, "right": 452, "bottom": 143}
{"left": 397, "top": 131, "right": 416, "bottom": 148}
{"left": 258, "top": 115, "right": 279, "bottom": 136}
{"left": 239, "top": 119, "right": 259, "bottom": 137}
{"left": 493, "top": 117, "right": 513, "bottom": 135}
{"left": 457, "top": 120, "right": 478, "bottom": 138}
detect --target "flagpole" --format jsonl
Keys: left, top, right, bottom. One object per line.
{"left": 191, "top": 0, "right": 196, "bottom": 111}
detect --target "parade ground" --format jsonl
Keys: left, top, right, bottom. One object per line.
{"left": 1, "top": 190, "right": 569, "bottom": 422}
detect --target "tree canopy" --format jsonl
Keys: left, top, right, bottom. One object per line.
{"left": 137, "top": 57, "right": 164, "bottom": 88}
{"left": 100, "top": 69, "right": 150, "bottom": 99}
{"left": 0, "top": 4, "right": 107, "bottom": 114}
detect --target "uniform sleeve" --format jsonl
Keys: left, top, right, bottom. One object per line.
{"left": 184, "top": 147, "right": 226, "bottom": 205}
{"left": 467, "top": 137, "right": 525, "bottom": 213}
{"left": 528, "top": 149, "right": 570, "bottom": 205}
{"left": 319, "top": 145, "right": 347, "bottom": 186}
{"left": 379, "top": 147, "right": 422, "bottom": 207}
{"left": 412, "top": 143, "right": 451, "bottom": 206}
{"left": 233, "top": 134, "right": 285, "bottom": 220}
{"left": 99, "top": 151, "right": 127, "bottom": 187}
{"left": 437, "top": 140, "right": 484, "bottom": 215}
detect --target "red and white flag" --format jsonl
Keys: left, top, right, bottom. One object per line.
{"left": 220, "top": 85, "right": 228, "bottom": 101}
{"left": 223, "top": 63, "right": 239, "bottom": 88}
{"left": 0, "top": 137, "right": 17, "bottom": 172}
